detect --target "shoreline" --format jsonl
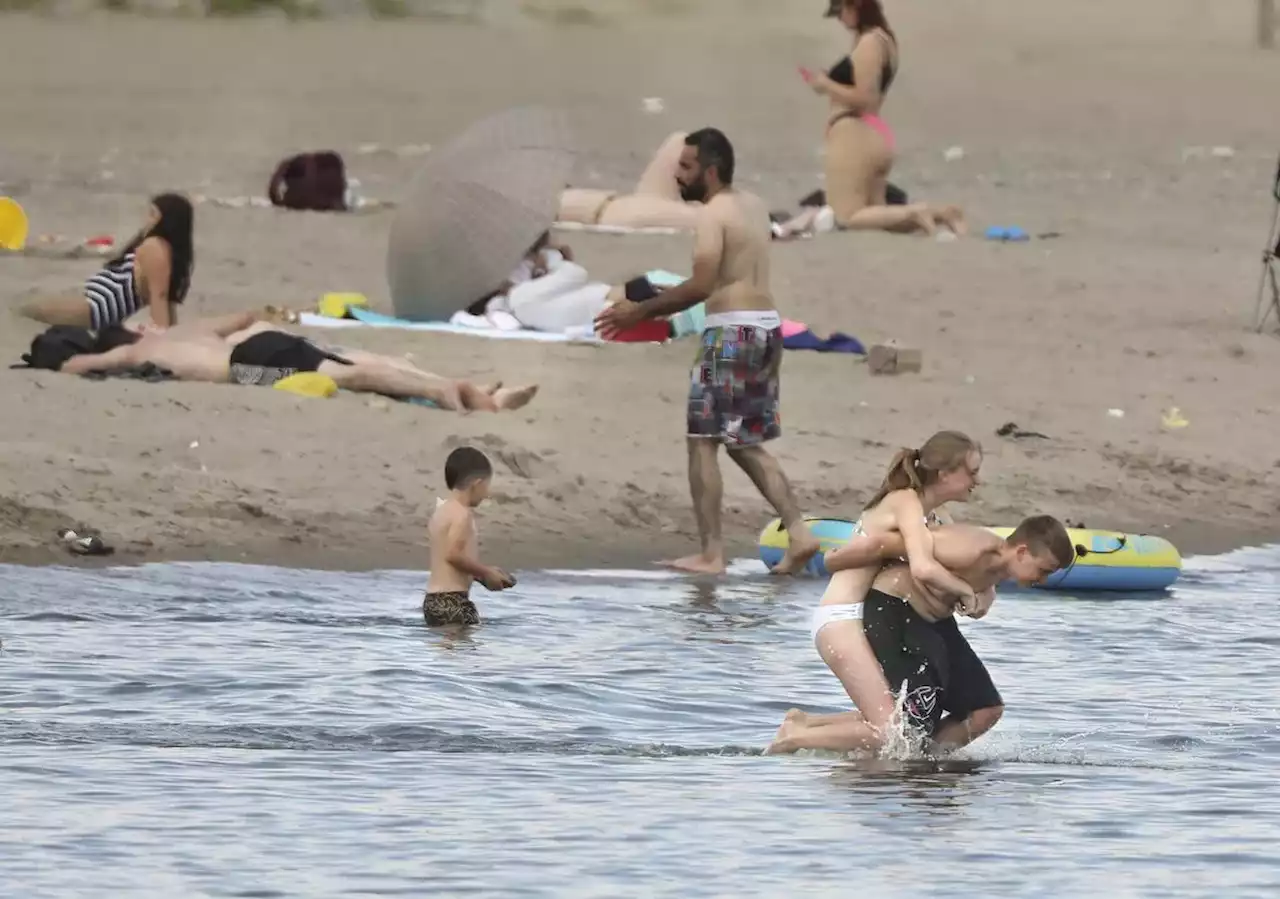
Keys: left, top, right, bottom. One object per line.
{"left": 4, "top": 515, "right": 1276, "bottom": 576}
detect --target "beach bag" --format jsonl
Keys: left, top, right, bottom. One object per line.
{"left": 17, "top": 325, "right": 98, "bottom": 371}
{"left": 267, "top": 151, "right": 349, "bottom": 212}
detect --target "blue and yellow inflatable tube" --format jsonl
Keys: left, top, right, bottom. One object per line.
{"left": 757, "top": 518, "right": 1182, "bottom": 591}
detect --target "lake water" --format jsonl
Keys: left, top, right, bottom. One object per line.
{"left": 2, "top": 546, "right": 1279, "bottom": 898}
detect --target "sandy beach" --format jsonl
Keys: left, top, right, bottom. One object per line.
{"left": 1, "top": 1, "right": 1278, "bottom": 572}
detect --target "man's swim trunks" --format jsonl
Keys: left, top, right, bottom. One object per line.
{"left": 423, "top": 591, "right": 480, "bottom": 627}
{"left": 228, "top": 330, "right": 351, "bottom": 387}
{"left": 862, "top": 589, "right": 1003, "bottom": 735}
{"left": 687, "top": 310, "right": 783, "bottom": 448}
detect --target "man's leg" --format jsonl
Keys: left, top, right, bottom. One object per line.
{"left": 928, "top": 616, "right": 1004, "bottom": 753}
{"left": 727, "top": 445, "right": 820, "bottom": 574}
{"left": 321, "top": 361, "right": 536, "bottom": 413}
{"left": 663, "top": 437, "right": 727, "bottom": 575}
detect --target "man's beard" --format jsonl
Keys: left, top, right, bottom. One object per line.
{"left": 679, "top": 176, "right": 708, "bottom": 203}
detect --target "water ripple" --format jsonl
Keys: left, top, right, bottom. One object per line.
{"left": 2, "top": 551, "right": 1280, "bottom": 897}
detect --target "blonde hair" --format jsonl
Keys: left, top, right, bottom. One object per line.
{"left": 863, "top": 430, "right": 981, "bottom": 511}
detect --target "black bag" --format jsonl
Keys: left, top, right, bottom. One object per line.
{"left": 267, "top": 151, "right": 349, "bottom": 212}
{"left": 16, "top": 325, "right": 98, "bottom": 371}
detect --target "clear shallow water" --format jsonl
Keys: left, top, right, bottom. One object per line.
{"left": 2, "top": 547, "right": 1279, "bottom": 898}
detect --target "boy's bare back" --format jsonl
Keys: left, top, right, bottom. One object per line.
{"left": 427, "top": 498, "right": 477, "bottom": 594}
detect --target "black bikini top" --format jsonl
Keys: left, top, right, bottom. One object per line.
{"left": 827, "top": 32, "right": 897, "bottom": 94}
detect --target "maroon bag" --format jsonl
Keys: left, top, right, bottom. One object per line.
{"left": 267, "top": 151, "right": 348, "bottom": 212}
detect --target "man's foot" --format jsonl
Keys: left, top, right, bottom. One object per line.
{"left": 493, "top": 384, "right": 538, "bottom": 411}
{"left": 480, "top": 381, "right": 504, "bottom": 396}
{"left": 661, "top": 553, "right": 727, "bottom": 575}
{"left": 911, "top": 208, "right": 938, "bottom": 237}
{"left": 938, "top": 204, "right": 967, "bottom": 236}
{"left": 769, "top": 534, "right": 821, "bottom": 576}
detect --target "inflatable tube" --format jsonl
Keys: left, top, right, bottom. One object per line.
{"left": 757, "top": 518, "right": 1182, "bottom": 592}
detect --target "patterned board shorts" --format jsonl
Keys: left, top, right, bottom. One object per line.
{"left": 423, "top": 591, "right": 481, "bottom": 627}
{"left": 687, "top": 322, "right": 783, "bottom": 447}
{"left": 229, "top": 363, "right": 297, "bottom": 387}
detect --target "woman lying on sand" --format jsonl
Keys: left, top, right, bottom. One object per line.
{"left": 22, "top": 193, "right": 195, "bottom": 330}
{"left": 55, "top": 311, "right": 538, "bottom": 413}
{"left": 775, "top": 0, "right": 965, "bottom": 239}
{"left": 557, "top": 132, "right": 701, "bottom": 231}
{"left": 771, "top": 431, "right": 998, "bottom": 754}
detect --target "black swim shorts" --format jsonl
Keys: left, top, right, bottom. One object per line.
{"left": 862, "top": 589, "right": 1003, "bottom": 735}
{"left": 227, "top": 331, "right": 351, "bottom": 386}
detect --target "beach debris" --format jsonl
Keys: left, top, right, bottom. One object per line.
{"left": 995, "top": 421, "right": 1050, "bottom": 440}
{"left": 867, "top": 342, "right": 922, "bottom": 375}
{"left": 642, "top": 97, "right": 665, "bottom": 114}
{"left": 189, "top": 440, "right": 199, "bottom": 449}
{"left": 1161, "top": 407, "right": 1190, "bottom": 430}
{"left": 58, "top": 528, "right": 114, "bottom": 557}
{"left": 1107, "top": 408, "right": 1125, "bottom": 418}
{"left": 943, "top": 146, "right": 965, "bottom": 162}
{"left": 1210, "top": 145, "right": 1236, "bottom": 159}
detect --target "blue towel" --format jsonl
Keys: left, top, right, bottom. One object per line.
{"left": 783, "top": 329, "right": 865, "bottom": 354}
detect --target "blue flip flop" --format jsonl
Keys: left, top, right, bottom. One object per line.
{"left": 985, "top": 225, "right": 1031, "bottom": 242}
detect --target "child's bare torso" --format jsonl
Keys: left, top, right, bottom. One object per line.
{"left": 426, "top": 499, "right": 477, "bottom": 594}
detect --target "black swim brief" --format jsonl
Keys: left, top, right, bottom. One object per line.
{"left": 423, "top": 591, "right": 480, "bottom": 627}
{"left": 227, "top": 331, "right": 351, "bottom": 387}
{"left": 862, "top": 589, "right": 1002, "bottom": 736}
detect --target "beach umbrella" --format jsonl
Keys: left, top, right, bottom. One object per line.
{"left": 387, "top": 106, "right": 576, "bottom": 322}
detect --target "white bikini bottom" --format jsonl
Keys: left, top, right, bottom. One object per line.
{"left": 810, "top": 602, "right": 863, "bottom": 645}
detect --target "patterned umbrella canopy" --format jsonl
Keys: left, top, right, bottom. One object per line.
{"left": 387, "top": 106, "right": 576, "bottom": 322}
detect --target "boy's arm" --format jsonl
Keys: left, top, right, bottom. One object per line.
{"left": 968, "top": 585, "right": 997, "bottom": 619}
{"left": 441, "top": 512, "right": 495, "bottom": 582}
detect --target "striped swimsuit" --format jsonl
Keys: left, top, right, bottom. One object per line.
{"left": 84, "top": 253, "right": 141, "bottom": 330}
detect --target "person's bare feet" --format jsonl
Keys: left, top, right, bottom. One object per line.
{"left": 480, "top": 381, "right": 504, "bottom": 396}
{"left": 493, "top": 384, "right": 538, "bottom": 411}
{"left": 911, "top": 208, "right": 938, "bottom": 236}
{"left": 938, "top": 204, "right": 967, "bottom": 236}
{"left": 766, "top": 714, "right": 804, "bottom": 755}
{"left": 769, "top": 534, "right": 821, "bottom": 576}
{"left": 662, "top": 553, "right": 727, "bottom": 575}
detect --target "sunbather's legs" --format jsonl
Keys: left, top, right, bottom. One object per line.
{"left": 632, "top": 131, "right": 689, "bottom": 200}
{"left": 596, "top": 194, "right": 700, "bottom": 230}
{"left": 318, "top": 360, "right": 538, "bottom": 412}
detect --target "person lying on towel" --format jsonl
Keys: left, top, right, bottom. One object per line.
{"left": 38, "top": 312, "right": 538, "bottom": 413}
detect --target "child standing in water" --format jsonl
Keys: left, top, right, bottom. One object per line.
{"left": 424, "top": 447, "right": 516, "bottom": 626}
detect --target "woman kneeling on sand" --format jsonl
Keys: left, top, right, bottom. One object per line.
{"left": 776, "top": 0, "right": 965, "bottom": 239}
{"left": 557, "top": 132, "right": 702, "bottom": 232}
{"left": 21, "top": 193, "right": 195, "bottom": 331}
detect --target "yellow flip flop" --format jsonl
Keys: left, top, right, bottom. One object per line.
{"left": 318, "top": 292, "right": 370, "bottom": 319}
{"left": 273, "top": 372, "right": 338, "bottom": 398}
{"left": 0, "top": 197, "right": 30, "bottom": 251}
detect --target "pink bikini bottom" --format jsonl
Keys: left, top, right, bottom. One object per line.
{"left": 829, "top": 112, "right": 896, "bottom": 153}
